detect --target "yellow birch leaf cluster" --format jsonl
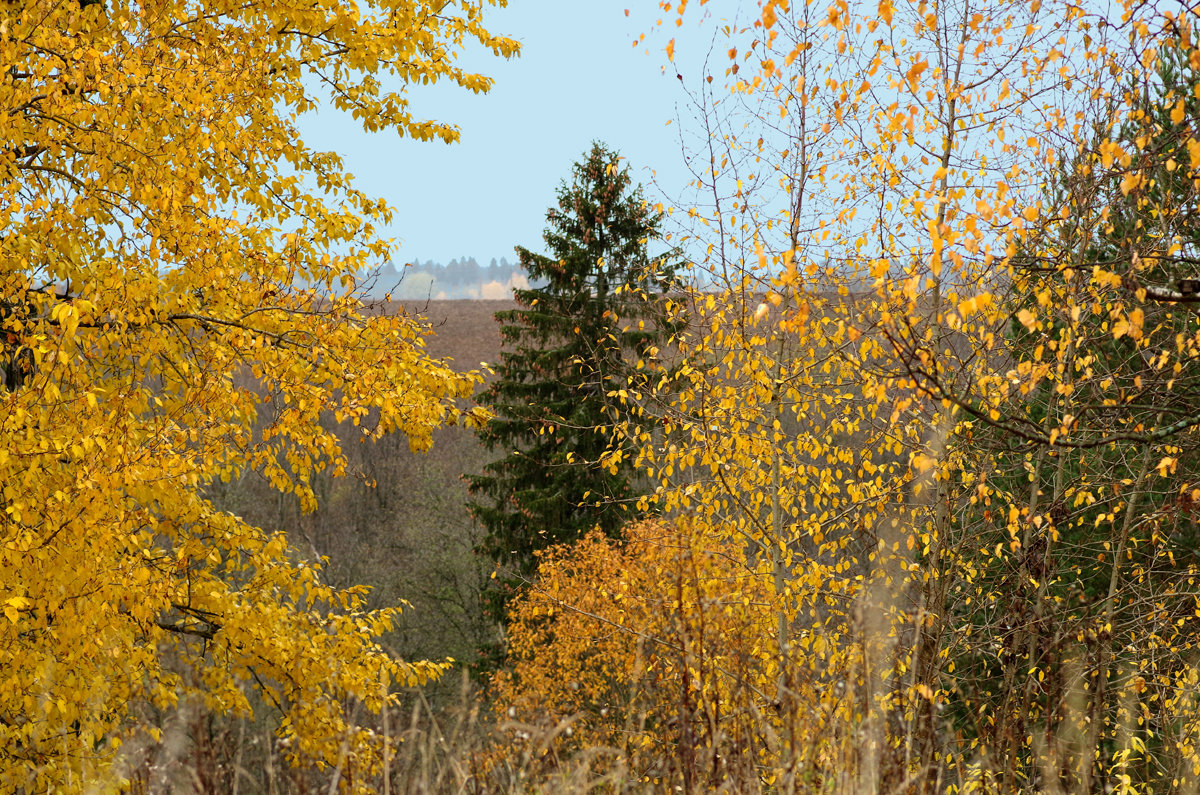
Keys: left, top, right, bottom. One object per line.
{"left": 0, "top": 0, "right": 513, "bottom": 790}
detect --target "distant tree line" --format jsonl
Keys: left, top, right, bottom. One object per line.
{"left": 366, "top": 257, "right": 547, "bottom": 300}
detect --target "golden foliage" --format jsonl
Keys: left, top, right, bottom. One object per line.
{"left": 0, "top": 0, "right": 514, "bottom": 790}
{"left": 495, "top": 514, "right": 867, "bottom": 789}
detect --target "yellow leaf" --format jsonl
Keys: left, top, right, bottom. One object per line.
{"left": 912, "top": 453, "right": 938, "bottom": 472}
{"left": 958, "top": 293, "right": 993, "bottom": 318}
{"left": 4, "top": 596, "right": 30, "bottom": 624}
{"left": 906, "top": 59, "right": 929, "bottom": 92}
{"left": 1112, "top": 308, "right": 1143, "bottom": 341}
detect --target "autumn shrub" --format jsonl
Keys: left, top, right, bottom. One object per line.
{"left": 489, "top": 517, "right": 869, "bottom": 791}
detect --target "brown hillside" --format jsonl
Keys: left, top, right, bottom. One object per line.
{"left": 214, "top": 300, "right": 519, "bottom": 670}
{"left": 400, "top": 299, "right": 515, "bottom": 371}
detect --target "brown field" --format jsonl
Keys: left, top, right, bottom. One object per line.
{"left": 401, "top": 299, "right": 516, "bottom": 371}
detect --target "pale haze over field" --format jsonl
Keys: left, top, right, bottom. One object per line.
{"left": 300, "top": 2, "right": 730, "bottom": 267}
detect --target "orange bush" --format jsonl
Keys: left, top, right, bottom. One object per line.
{"left": 491, "top": 517, "right": 861, "bottom": 790}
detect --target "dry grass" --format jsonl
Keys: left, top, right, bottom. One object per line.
{"left": 115, "top": 673, "right": 644, "bottom": 795}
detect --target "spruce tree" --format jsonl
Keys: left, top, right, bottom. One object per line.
{"left": 468, "top": 142, "right": 679, "bottom": 625}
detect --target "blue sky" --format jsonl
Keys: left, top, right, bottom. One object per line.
{"left": 300, "top": 3, "right": 719, "bottom": 266}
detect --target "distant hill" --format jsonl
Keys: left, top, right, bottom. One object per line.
{"left": 400, "top": 299, "right": 514, "bottom": 371}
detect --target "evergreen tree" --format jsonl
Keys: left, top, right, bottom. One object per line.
{"left": 468, "top": 142, "right": 679, "bottom": 626}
